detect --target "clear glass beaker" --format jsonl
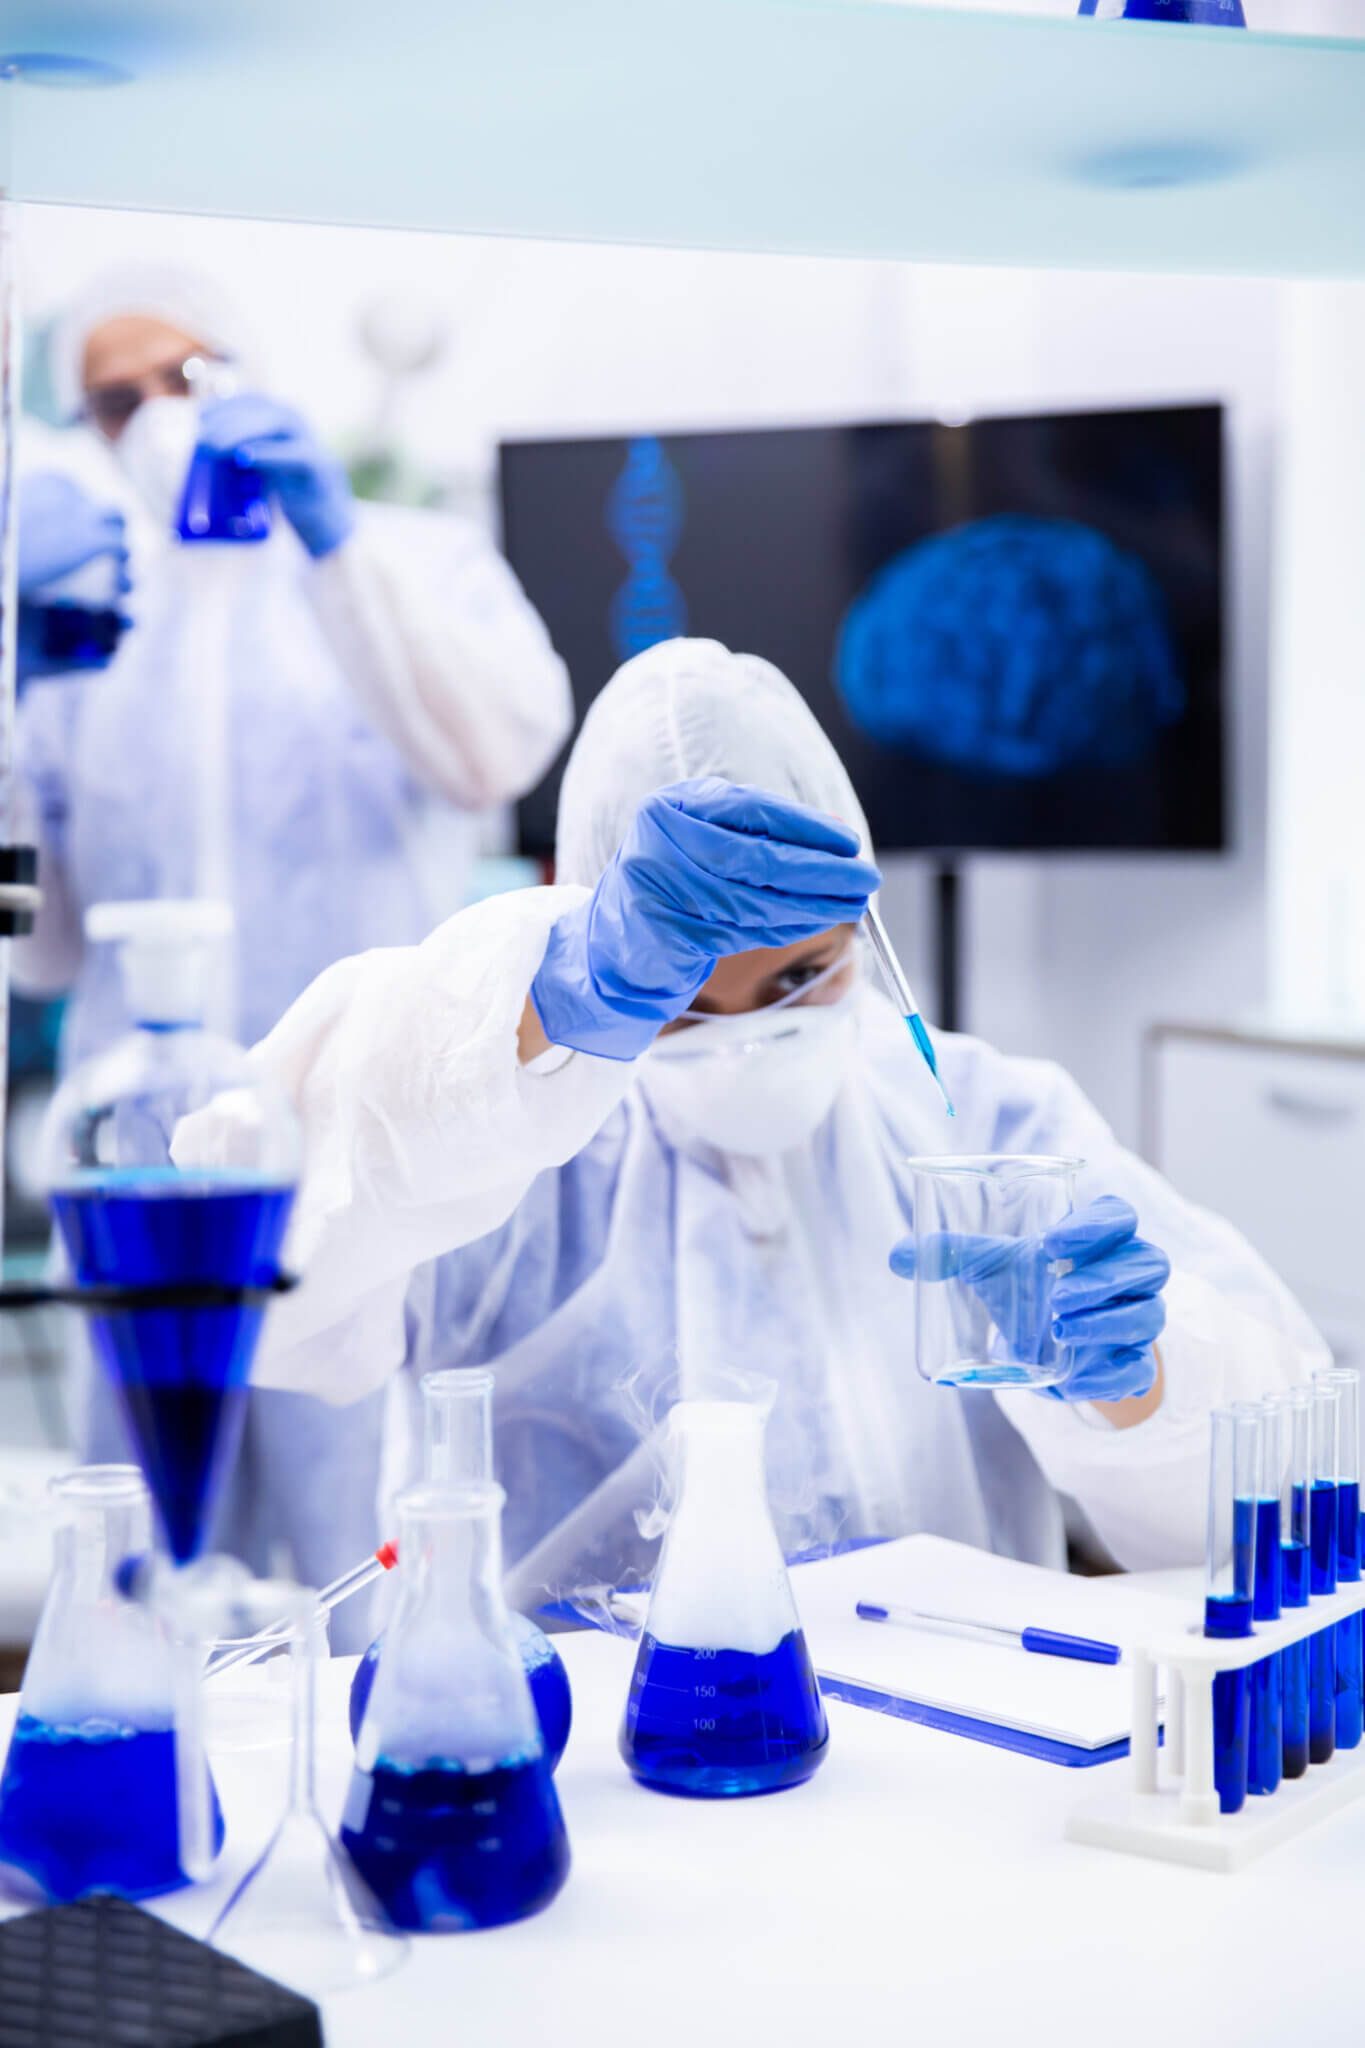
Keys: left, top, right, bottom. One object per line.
{"left": 0, "top": 1466, "right": 223, "bottom": 1903}
{"left": 348, "top": 1369, "right": 572, "bottom": 1769}
{"left": 619, "top": 1395, "right": 829, "bottom": 1798}
{"left": 906, "top": 1154, "right": 1081, "bottom": 1390}
{"left": 340, "top": 1481, "right": 570, "bottom": 1932}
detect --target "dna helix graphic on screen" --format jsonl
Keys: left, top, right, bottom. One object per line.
{"left": 605, "top": 437, "right": 688, "bottom": 660}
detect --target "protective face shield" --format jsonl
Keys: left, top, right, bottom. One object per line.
{"left": 638, "top": 948, "right": 860, "bottom": 1157}
{"left": 114, "top": 394, "right": 199, "bottom": 531}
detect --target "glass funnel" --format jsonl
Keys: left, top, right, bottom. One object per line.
{"left": 0, "top": 1467, "right": 223, "bottom": 1903}
{"left": 348, "top": 1369, "right": 572, "bottom": 1769}
{"left": 620, "top": 1395, "right": 828, "bottom": 1798}
{"left": 41, "top": 900, "right": 301, "bottom": 1564}
{"left": 210, "top": 1589, "right": 407, "bottom": 1994}
{"left": 341, "top": 1481, "right": 570, "bottom": 1932}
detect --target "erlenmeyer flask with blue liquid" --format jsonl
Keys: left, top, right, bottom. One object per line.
{"left": 341, "top": 1480, "right": 570, "bottom": 1932}
{"left": 0, "top": 1466, "right": 224, "bottom": 1903}
{"left": 348, "top": 1368, "right": 572, "bottom": 1769}
{"left": 175, "top": 355, "right": 272, "bottom": 546}
{"left": 620, "top": 1392, "right": 829, "bottom": 1797}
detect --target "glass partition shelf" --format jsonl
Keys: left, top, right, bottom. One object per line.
{"left": 3, "top": 0, "right": 1363, "bottom": 276}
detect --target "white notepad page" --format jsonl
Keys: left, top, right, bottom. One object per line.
{"left": 791, "top": 1536, "right": 1189, "bottom": 1749}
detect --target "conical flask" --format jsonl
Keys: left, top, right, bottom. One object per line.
{"left": 340, "top": 1481, "right": 571, "bottom": 1931}
{"left": 348, "top": 1369, "right": 572, "bottom": 1768}
{"left": 0, "top": 1467, "right": 224, "bottom": 1903}
{"left": 41, "top": 901, "right": 301, "bottom": 1563}
{"left": 175, "top": 356, "right": 272, "bottom": 545}
{"left": 620, "top": 1396, "right": 829, "bottom": 1797}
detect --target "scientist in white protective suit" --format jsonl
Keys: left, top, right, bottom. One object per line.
{"left": 12, "top": 266, "right": 573, "bottom": 1623}
{"left": 204, "top": 638, "right": 1327, "bottom": 1612}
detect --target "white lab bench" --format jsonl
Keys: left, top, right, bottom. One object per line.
{"left": 2, "top": 1607, "right": 1361, "bottom": 2048}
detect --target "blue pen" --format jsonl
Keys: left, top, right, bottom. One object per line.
{"left": 855, "top": 1600, "right": 1120, "bottom": 1665}
{"left": 863, "top": 904, "right": 955, "bottom": 1118}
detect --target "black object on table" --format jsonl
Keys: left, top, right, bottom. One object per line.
{"left": 0, "top": 1894, "right": 323, "bottom": 2048}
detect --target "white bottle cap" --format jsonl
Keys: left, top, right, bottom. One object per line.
{"left": 84, "top": 899, "right": 234, "bottom": 1027}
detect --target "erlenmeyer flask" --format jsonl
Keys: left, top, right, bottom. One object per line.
{"left": 42, "top": 901, "right": 300, "bottom": 1563}
{"left": 175, "top": 357, "right": 272, "bottom": 545}
{"left": 348, "top": 1369, "right": 572, "bottom": 1769}
{"left": 620, "top": 1397, "right": 829, "bottom": 1797}
{"left": 0, "top": 1467, "right": 224, "bottom": 1903}
{"left": 340, "top": 1481, "right": 570, "bottom": 1931}
{"left": 211, "top": 1591, "right": 407, "bottom": 1994}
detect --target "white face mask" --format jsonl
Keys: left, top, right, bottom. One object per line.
{"left": 114, "top": 395, "right": 198, "bottom": 531}
{"left": 639, "top": 993, "right": 858, "bottom": 1158}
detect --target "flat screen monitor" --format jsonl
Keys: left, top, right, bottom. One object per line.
{"left": 499, "top": 403, "right": 1224, "bottom": 857}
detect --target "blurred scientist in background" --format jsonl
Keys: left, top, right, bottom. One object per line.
{"left": 12, "top": 265, "right": 572, "bottom": 1619}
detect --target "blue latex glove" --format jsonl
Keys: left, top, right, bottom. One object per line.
{"left": 18, "top": 471, "right": 129, "bottom": 598}
{"left": 531, "top": 777, "right": 880, "bottom": 1060}
{"left": 890, "top": 1194, "right": 1169, "bottom": 1402}
{"left": 195, "top": 394, "right": 355, "bottom": 559}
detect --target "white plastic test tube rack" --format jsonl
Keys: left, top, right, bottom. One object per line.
{"left": 1066, "top": 1582, "right": 1365, "bottom": 1871}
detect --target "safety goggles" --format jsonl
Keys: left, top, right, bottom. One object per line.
{"left": 82, "top": 351, "right": 226, "bottom": 435}
{"left": 665, "top": 932, "right": 863, "bottom": 1034}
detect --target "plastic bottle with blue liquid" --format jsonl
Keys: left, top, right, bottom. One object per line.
{"left": 620, "top": 1393, "right": 829, "bottom": 1798}
{"left": 0, "top": 1466, "right": 224, "bottom": 1903}
{"left": 348, "top": 1368, "right": 571, "bottom": 1770}
{"left": 41, "top": 899, "right": 300, "bottom": 1565}
{"left": 340, "top": 1479, "right": 570, "bottom": 1932}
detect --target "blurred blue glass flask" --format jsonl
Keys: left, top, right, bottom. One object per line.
{"left": 175, "top": 358, "right": 271, "bottom": 545}
{"left": 1077, "top": 0, "right": 1246, "bottom": 20}
{"left": 620, "top": 1397, "right": 828, "bottom": 1798}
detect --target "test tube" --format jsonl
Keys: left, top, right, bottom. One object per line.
{"left": 1280, "top": 1387, "right": 1312, "bottom": 1779}
{"left": 1248, "top": 1395, "right": 1285, "bottom": 1796}
{"left": 1205, "top": 1403, "right": 1259, "bottom": 1815}
{"left": 1325, "top": 1369, "right": 1363, "bottom": 1751}
{"left": 1309, "top": 1376, "right": 1340, "bottom": 1765}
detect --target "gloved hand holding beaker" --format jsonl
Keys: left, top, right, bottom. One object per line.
{"left": 530, "top": 776, "right": 880, "bottom": 1061}
{"left": 194, "top": 394, "right": 356, "bottom": 559}
{"left": 892, "top": 1192, "right": 1169, "bottom": 1402}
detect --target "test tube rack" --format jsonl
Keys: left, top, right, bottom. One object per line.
{"left": 1066, "top": 1578, "right": 1365, "bottom": 1871}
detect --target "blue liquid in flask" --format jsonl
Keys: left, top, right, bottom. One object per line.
{"left": 176, "top": 449, "right": 272, "bottom": 545}
{"left": 340, "top": 1752, "right": 569, "bottom": 1932}
{"left": 348, "top": 1612, "right": 572, "bottom": 1770}
{"left": 50, "top": 1171, "right": 294, "bottom": 1562}
{"left": 19, "top": 599, "right": 125, "bottom": 674}
{"left": 620, "top": 1629, "right": 829, "bottom": 1798}
{"left": 0, "top": 1715, "right": 223, "bottom": 1904}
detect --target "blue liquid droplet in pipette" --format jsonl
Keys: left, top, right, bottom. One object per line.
{"left": 907, "top": 1013, "right": 955, "bottom": 1118}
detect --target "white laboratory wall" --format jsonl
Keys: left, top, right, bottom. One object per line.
{"left": 17, "top": 206, "right": 1281, "bottom": 1145}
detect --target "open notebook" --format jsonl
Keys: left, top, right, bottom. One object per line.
{"left": 789, "top": 1536, "right": 1188, "bottom": 1765}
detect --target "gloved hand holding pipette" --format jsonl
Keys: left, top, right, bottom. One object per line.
{"left": 890, "top": 1195, "right": 1169, "bottom": 1402}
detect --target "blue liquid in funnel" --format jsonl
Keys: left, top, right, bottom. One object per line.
{"left": 0, "top": 1714, "right": 223, "bottom": 1903}
{"left": 620, "top": 1629, "right": 828, "bottom": 1797}
{"left": 349, "top": 1613, "right": 573, "bottom": 1770}
{"left": 340, "top": 1752, "right": 569, "bottom": 1931}
{"left": 50, "top": 1172, "right": 294, "bottom": 1562}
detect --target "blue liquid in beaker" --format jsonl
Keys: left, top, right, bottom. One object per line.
{"left": 0, "top": 1715, "right": 223, "bottom": 1904}
{"left": 50, "top": 1172, "right": 294, "bottom": 1562}
{"left": 339, "top": 1752, "right": 569, "bottom": 1931}
{"left": 348, "top": 1613, "right": 573, "bottom": 1771}
{"left": 620, "top": 1629, "right": 828, "bottom": 1798}
{"left": 176, "top": 450, "right": 272, "bottom": 544}
{"left": 19, "top": 600, "right": 125, "bottom": 673}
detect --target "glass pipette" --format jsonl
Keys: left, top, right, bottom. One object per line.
{"left": 862, "top": 903, "right": 955, "bottom": 1117}
{"left": 203, "top": 1542, "right": 397, "bottom": 1680}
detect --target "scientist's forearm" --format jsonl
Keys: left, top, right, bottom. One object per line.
{"left": 1093, "top": 1347, "right": 1165, "bottom": 1430}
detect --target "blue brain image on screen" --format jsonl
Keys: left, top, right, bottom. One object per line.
{"left": 833, "top": 514, "right": 1185, "bottom": 780}
{"left": 605, "top": 436, "right": 688, "bottom": 660}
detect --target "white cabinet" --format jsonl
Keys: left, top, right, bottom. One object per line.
{"left": 1146, "top": 1024, "right": 1365, "bottom": 1368}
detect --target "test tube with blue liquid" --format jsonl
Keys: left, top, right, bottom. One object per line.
{"left": 1280, "top": 1388, "right": 1312, "bottom": 1780}
{"left": 1204, "top": 1403, "right": 1257, "bottom": 1815}
{"left": 1322, "top": 1368, "right": 1363, "bottom": 1752}
{"left": 1309, "top": 1378, "right": 1340, "bottom": 1765}
{"left": 1248, "top": 1396, "right": 1284, "bottom": 1797}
